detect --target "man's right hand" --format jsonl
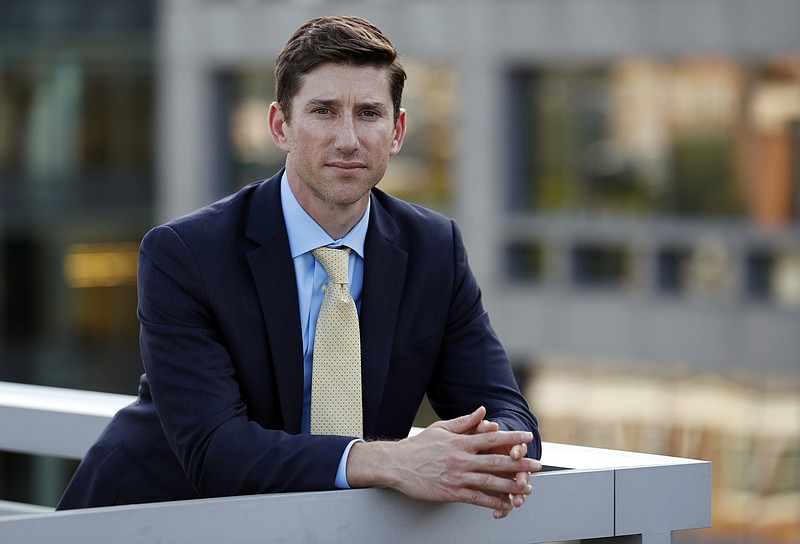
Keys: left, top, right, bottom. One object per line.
{"left": 346, "top": 406, "right": 542, "bottom": 519}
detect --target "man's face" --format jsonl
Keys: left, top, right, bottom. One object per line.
{"left": 269, "top": 63, "right": 406, "bottom": 214}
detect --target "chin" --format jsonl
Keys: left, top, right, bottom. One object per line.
{"left": 328, "top": 184, "right": 375, "bottom": 206}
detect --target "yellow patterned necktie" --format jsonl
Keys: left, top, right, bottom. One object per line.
{"left": 310, "top": 247, "right": 363, "bottom": 437}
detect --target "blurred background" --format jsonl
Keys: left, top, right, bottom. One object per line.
{"left": 0, "top": 0, "right": 798, "bottom": 542}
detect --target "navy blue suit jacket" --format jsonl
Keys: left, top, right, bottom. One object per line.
{"left": 58, "top": 171, "right": 540, "bottom": 509}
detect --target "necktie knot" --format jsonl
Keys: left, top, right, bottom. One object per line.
{"left": 312, "top": 247, "right": 350, "bottom": 285}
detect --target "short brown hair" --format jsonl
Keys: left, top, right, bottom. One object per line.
{"left": 275, "top": 16, "right": 406, "bottom": 121}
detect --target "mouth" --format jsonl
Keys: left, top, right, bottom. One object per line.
{"left": 327, "top": 161, "right": 367, "bottom": 173}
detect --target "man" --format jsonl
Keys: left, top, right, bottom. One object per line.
{"left": 58, "top": 16, "right": 542, "bottom": 519}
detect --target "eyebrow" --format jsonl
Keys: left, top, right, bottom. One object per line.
{"left": 304, "top": 98, "right": 389, "bottom": 114}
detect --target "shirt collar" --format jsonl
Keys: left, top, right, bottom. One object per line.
{"left": 280, "top": 171, "right": 369, "bottom": 259}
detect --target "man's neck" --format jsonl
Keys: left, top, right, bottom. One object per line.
{"left": 286, "top": 173, "right": 369, "bottom": 240}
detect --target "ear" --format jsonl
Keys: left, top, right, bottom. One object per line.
{"left": 388, "top": 108, "right": 407, "bottom": 157}
{"left": 268, "top": 102, "right": 291, "bottom": 153}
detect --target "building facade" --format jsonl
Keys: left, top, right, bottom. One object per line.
{"left": 1, "top": 1, "right": 798, "bottom": 540}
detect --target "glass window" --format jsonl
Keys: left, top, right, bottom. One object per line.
{"left": 572, "top": 244, "right": 632, "bottom": 288}
{"left": 509, "top": 56, "right": 800, "bottom": 225}
{"left": 0, "top": 1, "right": 155, "bottom": 208}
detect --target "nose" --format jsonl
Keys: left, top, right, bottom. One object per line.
{"left": 334, "top": 115, "right": 359, "bottom": 154}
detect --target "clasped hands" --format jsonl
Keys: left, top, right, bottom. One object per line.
{"left": 347, "top": 406, "right": 542, "bottom": 519}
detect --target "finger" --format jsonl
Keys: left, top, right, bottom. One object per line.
{"left": 466, "top": 430, "right": 536, "bottom": 454}
{"left": 494, "top": 480, "right": 527, "bottom": 519}
{"left": 509, "top": 443, "right": 527, "bottom": 460}
{"left": 476, "top": 420, "right": 500, "bottom": 434}
{"left": 451, "top": 485, "right": 513, "bottom": 514}
{"left": 512, "top": 471, "right": 532, "bottom": 507}
{"left": 434, "top": 406, "right": 487, "bottom": 434}
{"left": 457, "top": 473, "right": 529, "bottom": 517}
{"left": 493, "top": 492, "right": 515, "bottom": 519}
{"left": 493, "top": 506, "right": 511, "bottom": 520}
{"left": 491, "top": 470, "right": 531, "bottom": 490}
{"left": 460, "top": 471, "right": 534, "bottom": 498}
{"left": 468, "top": 453, "right": 540, "bottom": 477}
{"left": 494, "top": 491, "right": 520, "bottom": 519}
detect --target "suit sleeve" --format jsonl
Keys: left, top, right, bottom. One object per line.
{"left": 427, "top": 220, "right": 542, "bottom": 459}
{"left": 137, "top": 225, "right": 352, "bottom": 497}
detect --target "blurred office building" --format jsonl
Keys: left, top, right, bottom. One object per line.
{"left": 1, "top": 1, "right": 799, "bottom": 542}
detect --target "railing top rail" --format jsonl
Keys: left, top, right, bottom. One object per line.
{"left": 0, "top": 381, "right": 135, "bottom": 459}
{"left": 0, "top": 461, "right": 710, "bottom": 544}
{"left": 0, "top": 381, "right": 133, "bottom": 416}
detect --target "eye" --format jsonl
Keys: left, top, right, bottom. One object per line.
{"left": 314, "top": 108, "right": 330, "bottom": 115}
{"left": 361, "top": 110, "right": 379, "bottom": 118}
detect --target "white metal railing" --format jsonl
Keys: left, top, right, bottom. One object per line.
{"left": 0, "top": 381, "right": 712, "bottom": 544}
{"left": 0, "top": 381, "right": 134, "bottom": 461}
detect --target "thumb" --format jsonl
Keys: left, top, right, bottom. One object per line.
{"left": 435, "top": 406, "right": 486, "bottom": 434}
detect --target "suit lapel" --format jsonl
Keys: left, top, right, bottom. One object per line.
{"left": 360, "top": 195, "right": 407, "bottom": 436}
{"left": 245, "top": 174, "right": 305, "bottom": 434}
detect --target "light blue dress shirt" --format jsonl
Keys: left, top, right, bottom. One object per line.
{"left": 280, "top": 172, "right": 368, "bottom": 488}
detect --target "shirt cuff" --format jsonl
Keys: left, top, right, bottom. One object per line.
{"left": 334, "top": 438, "right": 364, "bottom": 489}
